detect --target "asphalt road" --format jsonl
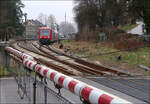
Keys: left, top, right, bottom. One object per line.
{"left": 89, "top": 77, "right": 150, "bottom": 103}
{"left": 0, "top": 78, "right": 71, "bottom": 104}
{"left": 1, "top": 77, "right": 149, "bottom": 104}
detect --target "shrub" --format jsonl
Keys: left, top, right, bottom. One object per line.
{"left": 75, "top": 30, "right": 99, "bottom": 42}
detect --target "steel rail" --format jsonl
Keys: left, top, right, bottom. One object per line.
{"left": 32, "top": 43, "right": 105, "bottom": 75}
{"left": 18, "top": 42, "right": 97, "bottom": 75}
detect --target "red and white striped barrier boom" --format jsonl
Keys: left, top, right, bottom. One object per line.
{"left": 5, "top": 47, "right": 131, "bottom": 104}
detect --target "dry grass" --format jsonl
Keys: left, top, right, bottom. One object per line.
{"left": 108, "top": 34, "right": 148, "bottom": 50}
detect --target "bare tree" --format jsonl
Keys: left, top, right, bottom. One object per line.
{"left": 37, "top": 13, "right": 45, "bottom": 25}
{"left": 37, "top": 13, "right": 58, "bottom": 29}
{"left": 59, "top": 22, "right": 75, "bottom": 35}
{"left": 44, "top": 14, "right": 48, "bottom": 26}
{"left": 47, "top": 14, "right": 56, "bottom": 29}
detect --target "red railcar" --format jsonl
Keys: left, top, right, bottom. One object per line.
{"left": 38, "top": 27, "right": 58, "bottom": 45}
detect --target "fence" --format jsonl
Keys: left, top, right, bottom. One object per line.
{"left": 0, "top": 44, "right": 71, "bottom": 104}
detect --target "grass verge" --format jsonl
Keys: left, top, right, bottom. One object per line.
{"left": 121, "top": 24, "right": 139, "bottom": 31}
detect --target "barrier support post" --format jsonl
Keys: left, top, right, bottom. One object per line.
{"left": 80, "top": 97, "right": 90, "bottom": 104}
{"left": 33, "top": 72, "right": 37, "bottom": 104}
{"left": 44, "top": 77, "right": 47, "bottom": 104}
{"left": 54, "top": 82, "right": 62, "bottom": 95}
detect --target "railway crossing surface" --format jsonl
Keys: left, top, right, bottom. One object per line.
{"left": 0, "top": 77, "right": 149, "bottom": 104}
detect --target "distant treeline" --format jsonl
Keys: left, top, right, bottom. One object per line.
{"left": 0, "top": 0, "right": 24, "bottom": 41}
{"left": 73, "top": 0, "right": 150, "bottom": 34}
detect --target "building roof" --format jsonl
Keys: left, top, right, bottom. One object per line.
{"left": 26, "top": 19, "right": 45, "bottom": 27}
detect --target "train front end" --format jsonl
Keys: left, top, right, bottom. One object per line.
{"left": 38, "top": 28, "right": 52, "bottom": 45}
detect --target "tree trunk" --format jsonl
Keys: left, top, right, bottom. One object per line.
{"left": 144, "top": 0, "right": 150, "bottom": 34}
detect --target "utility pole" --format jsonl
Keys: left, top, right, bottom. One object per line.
{"left": 24, "top": 13, "right": 27, "bottom": 41}
{"left": 65, "top": 12, "right": 66, "bottom": 24}
{"left": 64, "top": 12, "right": 67, "bottom": 37}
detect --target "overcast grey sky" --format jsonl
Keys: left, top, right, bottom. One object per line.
{"left": 22, "top": 0, "right": 75, "bottom": 24}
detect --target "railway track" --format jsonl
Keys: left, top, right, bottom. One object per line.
{"left": 32, "top": 43, "right": 105, "bottom": 75}
{"left": 35, "top": 42, "right": 133, "bottom": 76}
{"left": 16, "top": 41, "right": 126, "bottom": 76}
{"left": 15, "top": 41, "right": 134, "bottom": 76}
{"left": 16, "top": 42, "right": 99, "bottom": 76}
{"left": 15, "top": 42, "right": 77, "bottom": 75}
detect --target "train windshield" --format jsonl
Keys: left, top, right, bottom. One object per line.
{"left": 40, "top": 29, "right": 50, "bottom": 36}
